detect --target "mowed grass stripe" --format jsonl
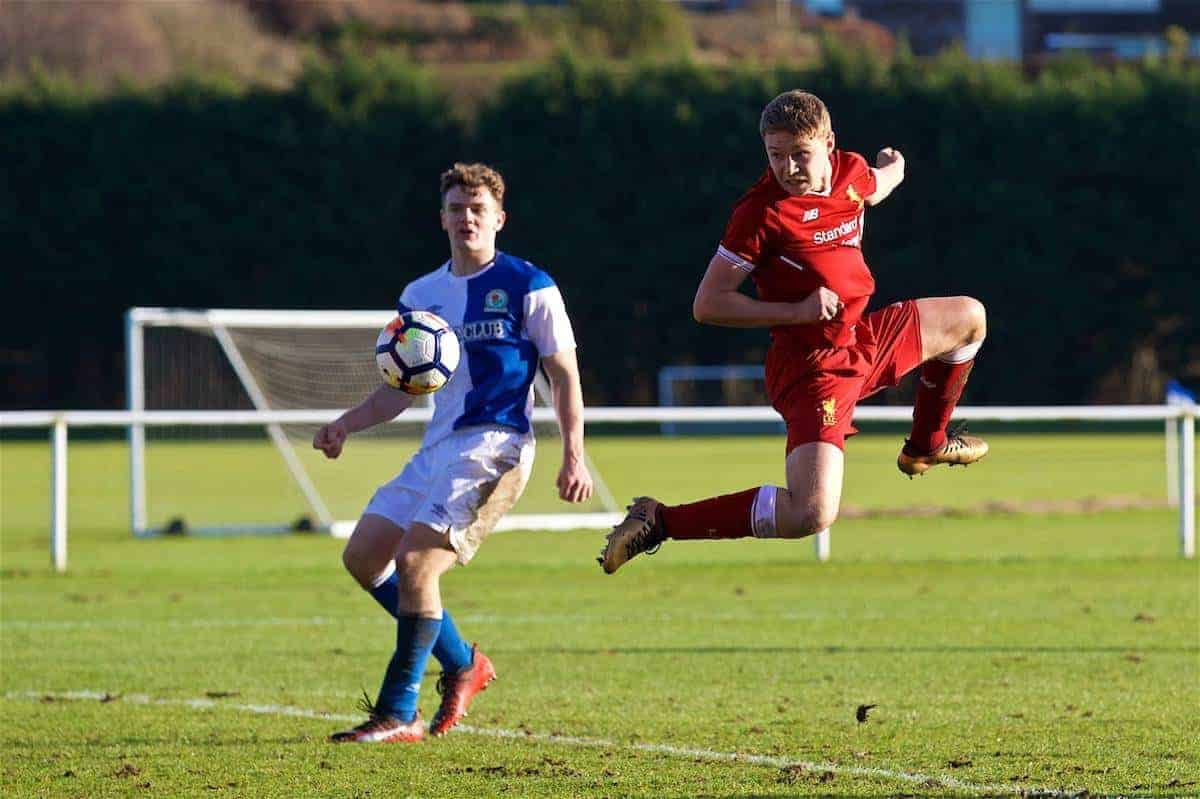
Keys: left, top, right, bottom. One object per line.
{"left": 4, "top": 690, "right": 1044, "bottom": 796}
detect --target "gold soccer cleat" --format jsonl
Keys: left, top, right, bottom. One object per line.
{"left": 597, "top": 496, "right": 665, "bottom": 574}
{"left": 897, "top": 424, "right": 989, "bottom": 478}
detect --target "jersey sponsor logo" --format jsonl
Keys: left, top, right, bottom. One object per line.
{"left": 802, "top": 208, "right": 820, "bottom": 222}
{"left": 484, "top": 289, "right": 509, "bottom": 313}
{"left": 820, "top": 398, "right": 838, "bottom": 428}
{"left": 813, "top": 217, "right": 859, "bottom": 245}
{"left": 459, "top": 319, "right": 507, "bottom": 342}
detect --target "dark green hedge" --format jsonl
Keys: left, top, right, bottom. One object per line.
{"left": 4, "top": 49, "right": 1198, "bottom": 408}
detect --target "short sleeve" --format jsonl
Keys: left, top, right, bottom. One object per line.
{"left": 523, "top": 283, "right": 577, "bottom": 357}
{"left": 397, "top": 284, "right": 415, "bottom": 315}
{"left": 842, "top": 151, "right": 877, "bottom": 203}
{"left": 859, "top": 168, "right": 879, "bottom": 201}
{"left": 719, "top": 196, "right": 774, "bottom": 273}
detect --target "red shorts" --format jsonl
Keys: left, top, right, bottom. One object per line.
{"left": 766, "top": 300, "right": 924, "bottom": 452}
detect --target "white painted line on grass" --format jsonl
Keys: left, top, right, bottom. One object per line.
{"left": 5, "top": 690, "right": 1066, "bottom": 796}
{"left": 1, "top": 609, "right": 872, "bottom": 632}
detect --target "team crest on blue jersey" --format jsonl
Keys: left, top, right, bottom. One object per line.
{"left": 483, "top": 289, "right": 508, "bottom": 313}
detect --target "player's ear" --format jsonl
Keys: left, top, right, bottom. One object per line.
{"left": 495, "top": 209, "right": 506, "bottom": 232}
{"left": 439, "top": 206, "right": 448, "bottom": 231}
{"left": 826, "top": 130, "right": 836, "bottom": 154}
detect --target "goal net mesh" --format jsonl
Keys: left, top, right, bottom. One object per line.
{"left": 137, "top": 314, "right": 617, "bottom": 535}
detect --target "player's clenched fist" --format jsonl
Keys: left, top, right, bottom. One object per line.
{"left": 876, "top": 147, "right": 904, "bottom": 171}
{"left": 797, "top": 286, "right": 842, "bottom": 323}
{"left": 313, "top": 421, "right": 349, "bottom": 459}
{"left": 556, "top": 457, "right": 595, "bottom": 504}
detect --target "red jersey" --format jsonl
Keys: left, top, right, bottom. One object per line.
{"left": 719, "top": 150, "right": 878, "bottom": 350}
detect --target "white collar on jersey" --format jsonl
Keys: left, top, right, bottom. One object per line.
{"left": 445, "top": 255, "right": 498, "bottom": 280}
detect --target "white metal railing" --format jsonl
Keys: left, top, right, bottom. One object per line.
{"left": 5, "top": 404, "right": 1195, "bottom": 427}
{"left": 2, "top": 403, "right": 1195, "bottom": 572}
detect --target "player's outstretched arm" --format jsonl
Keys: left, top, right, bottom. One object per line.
{"left": 312, "top": 384, "right": 413, "bottom": 459}
{"left": 865, "top": 147, "right": 905, "bottom": 207}
{"left": 541, "top": 348, "right": 594, "bottom": 503}
{"left": 693, "top": 253, "right": 840, "bottom": 327}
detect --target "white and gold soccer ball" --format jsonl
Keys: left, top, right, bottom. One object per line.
{"left": 375, "top": 311, "right": 460, "bottom": 395}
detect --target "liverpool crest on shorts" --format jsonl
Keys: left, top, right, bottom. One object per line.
{"left": 820, "top": 398, "right": 838, "bottom": 427}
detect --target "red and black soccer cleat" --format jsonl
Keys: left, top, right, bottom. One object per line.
{"left": 330, "top": 693, "right": 425, "bottom": 743}
{"left": 430, "top": 645, "right": 497, "bottom": 736}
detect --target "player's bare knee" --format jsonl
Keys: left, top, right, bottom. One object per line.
{"left": 804, "top": 507, "right": 838, "bottom": 537}
{"left": 341, "top": 543, "right": 379, "bottom": 588}
{"left": 962, "top": 296, "right": 987, "bottom": 342}
{"left": 777, "top": 505, "right": 838, "bottom": 539}
{"left": 394, "top": 548, "right": 440, "bottom": 587}
{"left": 394, "top": 559, "right": 438, "bottom": 602}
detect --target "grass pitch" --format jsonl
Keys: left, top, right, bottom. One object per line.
{"left": 2, "top": 432, "right": 1198, "bottom": 797}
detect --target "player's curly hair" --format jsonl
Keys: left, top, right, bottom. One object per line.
{"left": 759, "top": 90, "right": 832, "bottom": 139}
{"left": 440, "top": 162, "right": 506, "bottom": 207}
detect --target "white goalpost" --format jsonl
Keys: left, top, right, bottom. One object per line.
{"left": 122, "top": 307, "right": 622, "bottom": 539}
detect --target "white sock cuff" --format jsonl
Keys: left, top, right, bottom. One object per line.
{"left": 751, "top": 486, "right": 780, "bottom": 539}
{"left": 937, "top": 338, "right": 983, "bottom": 364}
{"left": 369, "top": 560, "right": 397, "bottom": 589}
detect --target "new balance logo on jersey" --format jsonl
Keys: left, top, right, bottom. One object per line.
{"left": 802, "top": 208, "right": 820, "bottom": 222}
{"left": 813, "top": 217, "right": 859, "bottom": 245}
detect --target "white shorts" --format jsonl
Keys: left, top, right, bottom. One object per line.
{"left": 363, "top": 427, "right": 534, "bottom": 565}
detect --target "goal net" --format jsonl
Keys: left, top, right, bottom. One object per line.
{"left": 127, "top": 308, "right": 620, "bottom": 537}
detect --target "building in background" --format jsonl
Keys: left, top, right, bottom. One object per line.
{"left": 840, "top": 0, "right": 1199, "bottom": 60}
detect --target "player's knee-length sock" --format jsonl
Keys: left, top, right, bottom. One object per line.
{"left": 661, "top": 486, "right": 780, "bottom": 540}
{"left": 368, "top": 570, "right": 400, "bottom": 618}
{"left": 375, "top": 614, "right": 441, "bottom": 722}
{"left": 367, "top": 573, "right": 472, "bottom": 673}
{"left": 908, "top": 341, "right": 982, "bottom": 453}
{"left": 431, "top": 609, "right": 473, "bottom": 673}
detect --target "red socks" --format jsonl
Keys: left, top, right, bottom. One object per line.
{"left": 660, "top": 487, "right": 759, "bottom": 540}
{"left": 908, "top": 359, "right": 974, "bottom": 453}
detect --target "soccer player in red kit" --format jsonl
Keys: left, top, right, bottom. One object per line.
{"left": 599, "top": 90, "right": 989, "bottom": 573}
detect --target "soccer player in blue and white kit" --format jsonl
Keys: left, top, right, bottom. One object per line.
{"left": 313, "top": 163, "right": 593, "bottom": 743}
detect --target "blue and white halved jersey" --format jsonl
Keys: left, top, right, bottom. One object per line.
{"left": 398, "top": 251, "right": 576, "bottom": 448}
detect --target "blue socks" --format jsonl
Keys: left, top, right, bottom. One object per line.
{"left": 375, "top": 614, "right": 441, "bottom": 722}
{"left": 432, "top": 609, "right": 473, "bottom": 673}
{"left": 368, "top": 572, "right": 400, "bottom": 618}
{"left": 367, "top": 572, "right": 473, "bottom": 674}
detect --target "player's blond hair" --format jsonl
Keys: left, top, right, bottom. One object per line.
{"left": 440, "top": 162, "right": 506, "bottom": 208}
{"left": 759, "top": 90, "right": 832, "bottom": 139}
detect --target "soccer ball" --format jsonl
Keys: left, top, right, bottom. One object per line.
{"left": 375, "top": 311, "right": 460, "bottom": 395}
